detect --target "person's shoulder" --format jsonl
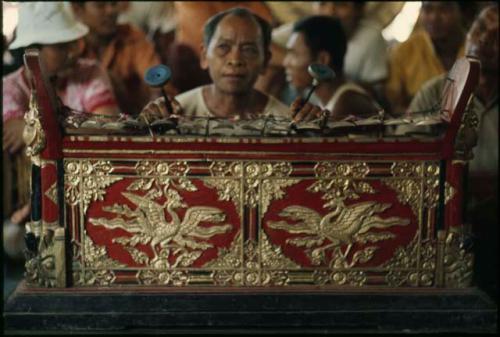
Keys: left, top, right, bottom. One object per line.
{"left": 175, "top": 86, "right": 203, "bottom": 102}
{"left": 408, "top": 74, "right": 447, "bottom": 113}
{"left": 420, "top": 73, "right": 447, "bottom": 92}
{"left": 3, "top": 67, "right": 28, "bottom": 95}
{"left": 3, "top": 66, "right": 24, "bottom": 85}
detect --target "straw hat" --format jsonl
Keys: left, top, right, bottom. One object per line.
{"left": 9, "top": 2, "right": 89, "bottom": 50}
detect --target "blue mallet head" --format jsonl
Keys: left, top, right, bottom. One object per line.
{"left": 145, "top": 64, "right": 172, "bottom": 88}
{"left": 308, "top": 63, "right": 335, "bottom": 86}
{"left": 144, "top": 64, "right": 174, "bottom": 115}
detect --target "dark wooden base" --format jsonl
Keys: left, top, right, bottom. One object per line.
{"left": 4, "top": 280, "right": 497, "bottom": 333}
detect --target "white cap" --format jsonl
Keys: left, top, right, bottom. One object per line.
{"left": 9, "top": 2, "right": 89, "bottom": 50}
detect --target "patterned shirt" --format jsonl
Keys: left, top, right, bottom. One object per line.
{"left": 3, "top": 58, "right": 117, "bottom": 123}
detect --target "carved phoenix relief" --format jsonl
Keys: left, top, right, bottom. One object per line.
{"left": 90, "top": 188, "right": 232, "bottom": 268}
{"left": 268, "top": 199, "right": 410, "bottom": 267}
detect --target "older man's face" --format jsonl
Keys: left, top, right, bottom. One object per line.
{"left": 466, "top": 6, "right": 498, "bottom": 72}
{"left": 201, "top": 14, "right": 268, "bottom": 95}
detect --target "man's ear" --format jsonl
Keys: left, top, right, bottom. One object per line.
{"left": 316, "top": 50, "right": 331, "bottom": 67}
{"left": 200, "top": 43, "right": 209, "bottom": 70}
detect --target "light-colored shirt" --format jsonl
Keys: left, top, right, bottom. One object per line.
{"left": 386, "top": 30, "right": 465, "bottom": 115}
{"left": 409, "top": 74, "right": 498, "bottom": 176}
{"left": 344, "top": 19, "right": 388, "bottom": 84}
{"left": 2, "top": 58, "right": 117, "bottom": 123}
{"left": 175, "top": 86, "right": 290, "bottom": 119}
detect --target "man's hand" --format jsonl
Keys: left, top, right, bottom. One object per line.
{"left": 3, "top": 118, "right": 26, "bottom": 154}
{"left": 290, "top": 97, "right": 329, "bottom": 123}
{"left": 139, "top": 96, "right": 183, "bottom": 122}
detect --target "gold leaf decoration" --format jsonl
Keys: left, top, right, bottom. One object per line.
{"left": 454, "top": 99, "right": 479, "bottom": 160}
{"left": 445, "top": 183, "right": 456, "bottom": 203}
{"left": 82, "top": 159, "right": 232, "bottom": 284}
{"left": 443, "top": 230, "right": 473, "bottom": 287}
{"left": 25, "top": 222, "right": 64, "bottom": 287}
{"left": 124, "top": 246, "right": 149, "bottom": 265}
{"left": 205, "top": 161, "right": 298, "bottom": 214}
{"left": 383, "top": 179, "right": 421, "bottom": 216}
{"left": 268, "top": 201, "right": 409, "bottom": 268}
{"left": 314, "top": 162, "right": 370, "bottom": 178}
{"left": 261, "top": 231, "right": 300, "bottom": 270}
{"left": 136, "top": 270, "right": 189, "bottom": 286}
{"left": 64, "top": 160, "right": 123, "bottom": 213}
{"left": 308, "top": 162, "right": 374, "bottom": 205}
{"left": 383, "top": 162, "right": 455, "bottom": 216}
{"left": 384, "top": 235, "right": 436, "bottom": 287}
{"left": 90, "top": 187, "right": 232, "bottom": 271}
{"left": 22, "top": 91, "right": 46, "bottom": 166}
{"left": 89, "top": 189, "right": 232, "bottom": 268}
{"left": 73, "top": 231, "right": 126, "bottom": 286}
{"left": 207, "top": 232, "right": 299, "bottom": 286}
{"left": 44, "top": 182, "right": 58, "bottom": 205}
{"left": 132, "top": 161, "right": 195, "bottom": 195}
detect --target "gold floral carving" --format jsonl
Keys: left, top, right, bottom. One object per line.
{"left": 383, "top": 162, "right": 454, "bottom": 216}
{"left": 314, "top": 162, "right": 370, "bottom": 179}
{"left": 64, "top": 160, "right": 123, "bottom": 213}
{"left": 454, "top": 97, "right": 479, "bottom": 161}
{"left": 73, "top": 231, "right": 126, "bottom": 286}
{"left": 130, "top": 161, "right": 197, "bottom": 194}
{"left": 436, "top": 229, "right": 473, "bottom": 288}
{"left": 205, "top": 161, "right": 299, "bottom": 214}
{"left": 207, "top": 232, "right": 299, "bottom": 286}
{"left": 383, "top": 179, "right": 420, "bottom": 216}
{"left": 444, "top": 183, "right": 456, "bottom": 204}
{"left": 313, "top": 270, "right": 368, "bottom": 287}
{"left": 309, "top": 162, "right": 374, "bottom": 203}
{"left": 44, "top": 182, "right": 58, "bottom": 205}
{"left": 384, "top": 235, "right": 436, "bottom": 287}
{"left": 22, "top": 91, "right": 46, "bottom": 166}
{"left": 25, "top": 221, "right": 66, "bottom": 287}
{"left": 137, "top": 269, "right": 189, "bottom": 286}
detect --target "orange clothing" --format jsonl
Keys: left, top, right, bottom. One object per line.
{"left": 82, "top": 24, "right": 176, "bottom": 115}
{"left": 174, "top": 1, "right": 274, "bottom": 57}
{"left": 386, "top": 30, "right": 464, "bottom": 116}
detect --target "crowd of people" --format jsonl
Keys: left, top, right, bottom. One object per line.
{"left": 2, "top": 1, "right": 498, "bottom": 297}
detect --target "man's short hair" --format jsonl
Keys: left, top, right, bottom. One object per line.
{"left": 203, "top": 7, "right": 272, "bottom": 52}
{"left": 292, "top": 15, "right": 347, "bottom": 76}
